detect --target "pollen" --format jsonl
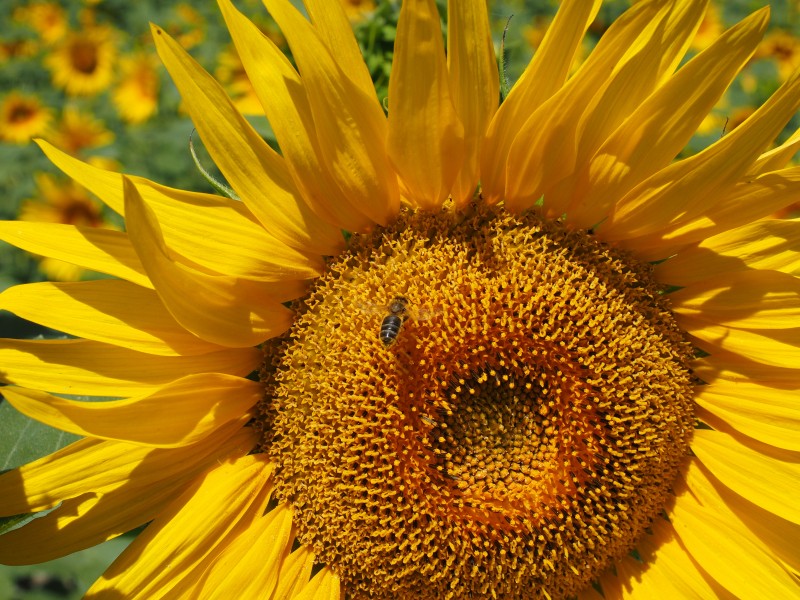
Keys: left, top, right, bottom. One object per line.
{"left": 256, "top": 203, "right": 695, "bottom": 600}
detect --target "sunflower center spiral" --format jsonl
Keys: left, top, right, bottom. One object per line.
{"left": 257, "top": 204, "right": 695, "bottom": 600}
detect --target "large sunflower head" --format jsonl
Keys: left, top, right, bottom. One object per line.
{"left": 1, "top": 1, "right": 799, "bottom": 599}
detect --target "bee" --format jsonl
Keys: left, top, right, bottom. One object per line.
{"left": 379, "top": 296, "right": 409, "bottom": 346}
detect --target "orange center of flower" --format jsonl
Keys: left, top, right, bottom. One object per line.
{"left": 257, "top": 204, "right": 695, "bottom": 600}
{"left": 70, "top": 39, "right": 98, "bottom": 73}
{"left": 9, "top": 103, "right": 35, "bottom": 124}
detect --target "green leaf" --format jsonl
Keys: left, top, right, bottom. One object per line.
{"left": 0, "top": 399, "right": 80, "bottom": 472}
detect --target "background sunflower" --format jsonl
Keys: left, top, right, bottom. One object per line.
{"left": 0, "top": 0, "right": 799, "bottom": 597}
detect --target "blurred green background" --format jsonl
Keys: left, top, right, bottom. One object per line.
{"left": 1, "top": 0, "right": 799, "bottom": 597}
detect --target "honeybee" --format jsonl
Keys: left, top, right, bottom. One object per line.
{"left": 359, "top": 296, "right": 441, "bottom": 346}
{"left": 379, "top": 296, "right": 409, "bottom": 346}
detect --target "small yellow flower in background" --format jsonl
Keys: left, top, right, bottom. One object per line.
{"left": 18, "top": 172, "right": 110, "bottom": 281}
{"left": 340, "top": 0, "right": 376, "bottom": 22}
{"left": 169, "top": 3, "right": 207, "bottom": 50}
{"left": 0, "top": 92, "right": 52, "bottom": 144}
{"left": 46, "top": 105, "right": 114, "bottom": 155}
{"left": 690, "top": 0, "right": 724, "bottom": 51}
{"left": 0, "top": 38, "right": 38, "bottom": 62}
{"left": 112, "top": 51, "right": 161, "bottom": 124}
{"left": 1, "top": 1, "right": 799, "bottom": 599}
{"left": 12, "top": 1, "right": 68, "bottom": 45}
{"left": 756, "top": 29, "right": 800, "bottom": 82}
{"left": 45, "top": 24, "right": 117, "bottom": 96}
{"left": 215, "top": 44, "right": 264, "bottom": 116}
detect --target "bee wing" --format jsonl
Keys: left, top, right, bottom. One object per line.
{"left": 356, "top": 301, "right": 387, "bottom": 317}
{"left": 410, "top": 306, "right": 443, "bottom": 321}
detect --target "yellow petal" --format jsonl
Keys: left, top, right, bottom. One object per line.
{"left": 85, "top": 455, "right": 273, "bottom": 599}
{"left": 446, "top": 0, "right": 498, "bottom": 206}
{"left": 123, "top": 176, "right": 293, "bottom": 348}
{"left": 691, "top": 429, "right": 800, "bottom": 525}
{"left": 568, "top": 7, "right": 767, "bottom": 228}
{"left": 218, "top": 0, "right": 376, "bottom": 233}
{"left": 292, "top": 566, "right": 341, "bottom": 600}
{"left": 686, "top": 458, "right": 800, "bottom": 576}
{"left": 695, "top": 379, "right": 800, "bottom": 452}
{"left": 654, "top": 219, "right": 800, "bottom": 286}
{"left": 693, "top": 349, "right": 798, "bottom": 386}
{"left": 669, "top": 270, "right": 800, "bottom": 329}
{"left": 263, "top": 0, "right": 399, "bottom": 225}
{"left": 272, "top": 545, "right": 316, "bottom": 600}
{"left": 749, "top": 126, "right": 800, "bottom": 174}
{"left": 504, "top": 0, "right": 696, "bottom": 213}
{"left": 0, "top": 424, "right": 255, "bottom": 565}
{"left": 0, "top": 280, "right": 223, "bottom": 356}
{"left": 671, "top": 472, "right": 799, "bottom": 598}
{"left": 0, "top": 423, "right": 255, "bottom": 515}
{"left": 37, "top": 140, "right": 322, "bottom": 281}
{"left": 303, "top": 0, "right": 375, "bottom": 99}
{"left": 2, "top": 373, "right": 260, "bottom": 447}
{"left": 0, "top": 423, "right": 248, "bottom": 565}
{"left": 679, "top": 314, "right": 800, "bottom": 370}
{"left": 387, "top": 0, "right": 464, "bottom": 210}
{"left": 203, "top": 504, "right": 294, "bottom": 600}
{"left": 150, "top": 25, "right": 342, "bottom": 257}
{"left": 481, "top": 0, "right": 602, "bottom": 204}
{"left": 0, "top": 338, "right": 261, "bottom": 396}
{"left": 616, "top": 518, "right": 718, "bottom": 599}
{"left": 0, "top": 222, "right": 150, "bottom": 288}
{"left": 622, "top": 166, "right": 800, "bottom": 260}
{"left": 602, "top": 65, "right": 800, "bottom": 241}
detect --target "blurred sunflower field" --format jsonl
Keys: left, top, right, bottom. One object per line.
{"left": 0, "top": 0, "right": 798, "bottom": 598}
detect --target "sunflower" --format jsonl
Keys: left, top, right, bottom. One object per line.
{"left": 112, "top": 51, "right": 160, "bottom": 124}
{"left": 46, "top": 105, "right": 114, "bottom": 155}
{"left": 13, "top": 1, "right": 68, "bottom": 45}
{"left": 1, "top": 1, "right": 799, "bottom": 598}
{"left": 45, "top": 24, "right": 117, "bottom": 96}
{"left": 0, "top": 91, "right": 52, "bottom": 144}
{"left": 340, "top": 0, "right": 376, "bottom": 23}
{"left": 18, "top": 172, "right": 111, "bottom": 281}
{"left": 755, "top": 29, "right": 800, "bottom": 83}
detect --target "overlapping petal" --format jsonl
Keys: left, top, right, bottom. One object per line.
{"left": 446, "top": 0, "right": 498, "bottom": 206}
{"left": 37, "top": 140, "right": 323, "bottom": 282}
{"left": 218, "top": 0, "right": 378, "bottom": 233}
{"left": 502, "top": 0, "right": 703, "bottom": 213}
{"left": 263, "top": 0, "right": 399, "bottom": 226}
{"left": 387, "top": 0, "right": 464, "bottom": 210}
{"left": 0, "top": 338, "right": 261, "bottom": 396}
{"left": 201, "top": 503, "right": 295, "bottom": 599}
{"left": 654, "top": 219, "right": 800, "bottom": 286}
{"left": 123, "top": 177, "right": 294, "bottom": 348}
{"left": 0, "top": 222, "right": 150, "bottom": 288}
{"left": 674, "top": 460, "right": 799, "bottom": 596}
{"left": 567, "top": 6, "right": 767, "bottom": 228}
{"left": 691, "top": 429, "right": 800, "bottom": 525}
{"left": 0, "top": 423, "right": 253, "bottom": 564}
{"left": 150, "top": 25, "right": 343, "bottom": 257}
{"left": 603, "top": 68, "right": 800, "bottom": 243}
{"left": 84, "top": 454, "right": 273, "bottom": 599}
{"left": 0, "top": 280, "right": 224, "bottom": 356}
{"left": 1, "top": 374, "right": 260, "bottom": 447}
{"left": 481, "top": 0, "right": 602, "bottom": 204}
{"left": 669, "top": 269, "right": 800, "bottom": 329}
{"left": 695, "top": 379, "right": 800, "bottom": 451}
